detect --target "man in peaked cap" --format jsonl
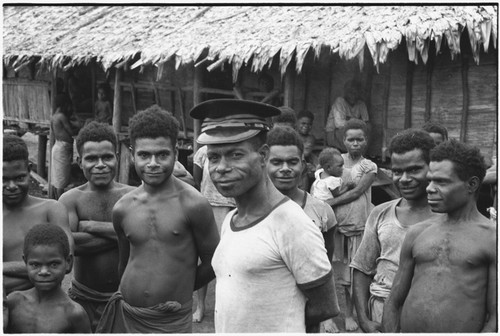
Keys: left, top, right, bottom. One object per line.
{"left": 190, "top": 99, "right": 339, "bottom": 333}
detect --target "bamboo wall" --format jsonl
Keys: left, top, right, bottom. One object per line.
{"left": 3, "top": 79, "right": 51, "bottom": 125}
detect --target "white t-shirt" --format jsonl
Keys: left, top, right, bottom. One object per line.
{"left": 311, "top": 168, "right": 343, "bottom": 201}
{"left": 212, "top": 198, "right": 332, "bottom": 333}
{"left": 303, "top": 192, "right": 337, "bottom": 232}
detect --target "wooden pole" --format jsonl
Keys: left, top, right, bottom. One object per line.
{"left": 324, "top": 58, "right": 334, "bottom": 146}
{"left": 48, "top": 68, "right": 58, "bottom": 199}
{"left": 460, "top": 54, "right": 470, "bottom": 142}
{"left": 381, "top": 62, "right": 392, "bottom": 162}
{"left": 113, "top": 67, "right": 123, "bottom": 182}
{"left": 193, "top": 66, "right": 203, "bottom": 153}
{"left": 37, "top": 134, "right": 48, "bottom": 178}
{"left": 91, "top": 60, "right": 96, "bottom": 117}
{"left": 118, "top": 140, "right": 130, "bottom": 184}
{"left": 424, "top": 45, "right": 435, "bottom": 123}
{"left": 404, "top": 60, "right": 415, "bottom": 129}
{"left": 284, "top": 64, "right": 295, "bottom": 107}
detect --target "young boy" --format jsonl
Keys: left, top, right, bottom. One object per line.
{"left": 311, "top": 147, "right": 355, "bottom": 201}
{"left": 6, "top": 224, "right": 91, "bottom": 333}
{"left": 296, "top": 110, "right": 318, "bottom": 190}
{"left": 95, "top": 83, "right": 112, "bottom": 124}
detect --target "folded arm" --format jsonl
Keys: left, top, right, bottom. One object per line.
{"left": 325, "top": 172, "right": 376, "bottom": 207}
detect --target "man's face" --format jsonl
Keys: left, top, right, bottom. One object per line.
{"left": 132, "top": 137, "right": 177, "bottom": 187}
{"left": 429, "top": 132, "right": 445, "bottom": 145}
{"left": 23, "top": 245, "right": 71, "bottom": 293}
{"left": 344, "top": 129, "right": 367, "bottom": 156}
{"left": 391, "top": 149, "right": 429, "bottom": 201}
{"left": 426, "top": 160, "right": 469, "bottom": 213}
{"left": 297, "top": 117, "right": 312, "bottom": 136}
{"left": 3, "top": 159, "right": 30, "bottom": 207}
{"left": 207, "top": 140, "right": 266, "bottom": 198}
{"left": 79, "top": 141, "right": 117, "bottom": 188}
{"left": 267, "top": 145, "right": 303, "bottom": 193}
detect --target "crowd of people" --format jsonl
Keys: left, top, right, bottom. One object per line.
{"left": 2, "top": 93, "right": 497, "bottom": 333}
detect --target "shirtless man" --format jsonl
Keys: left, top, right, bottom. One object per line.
{"left": 190, "top": 99, "right": 339, "bottom": 333}
{"left": 96, "top": 105, "right": 219, "bottom": 333}
{"left": 59, "top": 121, "right": 134, "bottom": 331}
{"left": 3, "top": 134, "right": 73, "bottom": 294}
{"left": 50, "top": 93, "right": 79, "bottom": 199}
{"left": 350, "top": 129, "right": 437, "bottom": 332}
{"left": 383, "top": 139, "right": 497, "bottom": 332}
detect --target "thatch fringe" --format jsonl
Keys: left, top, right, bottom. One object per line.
{"left": 4, "top": 6, "right": 497, "bottom": 79}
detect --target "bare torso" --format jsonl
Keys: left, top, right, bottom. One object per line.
{"left": 401, "top": 218, "right": 496, "bottom": 332}
{"left": 51, "top": 112, "right": 73, "bottom": 143}
{"left": 64, "top": 183, "right": 134, "bottom": 292}
{"left": 116, "top": 179, "right": 201, "bottom": 307}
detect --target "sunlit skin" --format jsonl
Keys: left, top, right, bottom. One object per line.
{"left": 79, "top": 141, "right": 117, "bottom": 189}
{"left": 391, "top": 149, "right": 429, "bottom": 201}
{"left": 133, "top": 137, "right": 177, "bottom": 189}
{"left": 267, "top": 145, "right": 303, "bottom": 193}
{"left": 343, "top": 129, "right": 367, "bottom": 159}
{"left": 3, "top": 160, "right": 30, "bottom": 208}
{"left": 383, "top": 159, "right": 497, "bottom": 332}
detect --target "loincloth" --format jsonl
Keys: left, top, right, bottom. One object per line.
{"left": 68, "top": 279, "right": 115, "bottom": 332}
{"left": 368, "top": 294, "right": 386, "bottom": 324}
{"left": 50, "top": 140, "right": 73, "bottom": 189}
{"left": 332, "top": 229, "right": 363, "bottom": 286}
{"left": 95, "top": 291, "right": 192, "bottom": 333}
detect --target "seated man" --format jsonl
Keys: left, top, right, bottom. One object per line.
{"left": 3, "top": 134, "right": 73, "bottom": 295}
{"left": 59, "top": 121, "right": 135, "bottom": 331}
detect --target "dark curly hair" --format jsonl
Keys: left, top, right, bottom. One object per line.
{"left": 273, "top": 106, "right": 297, "bottom": 126}
{"left": 76, "top": 121, "right": 117, "bottom": 155}
{"left": 430, "top": 139, "right": 487, "bottom": 184}
{"left": 422, "top": 122, "right": 448, "bottom": 141}
{"left": 389, "top": 129, "right": 436, "bottom": 163}
{"left": 267, "top": 126, "right": 304, "bottom": 155}
{"left": 3, "top": 134, "right": 29, "bottom": 163}
{"left": 129, "top": 105, "right": 179, "bottom": 148}
{"left": 343, "top": 118, "right": 367, "bottom": 137}
{"left": 318, "top": 147, "right": 342, "bottom": 168}
{"left": 297, "top": 110, "right": 314, "bottom": 122}
{"left": 23, "top": 223, "right": 70, "bottom": 259}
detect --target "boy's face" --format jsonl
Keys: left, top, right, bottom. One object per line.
{"left": 297, "top": 117, "right": 313, "bottom": 136}
{"left": 267, "top": 145, "right": 303, "bottom": 193}
{"left": 3, "top": 159, "right": 30, "bottom": 207}
{"left": 344, "top": 129, "right": 367, "bottom": 156}
{"left": 426, "top": 160, "right": 469, "bottom": 213}
{"left": 391, "top": 149, "right": 429, "bottom": 201}
{"left": 132, "top": 137, "right": 178, "bottom": 188}
{"left": 79, "top": 141, "right": 117, "bottom": 188}
{"left": 97, "top": 89, "right": 106, "bottom": 101}
{"left": 23, "top": 245, "right": 71, "bottom": 293}
{"left": 207, "top": 140, "right": 267, "bottom": 198}
{"left": 326, "top": 154, "right": 344, "bottom": 178}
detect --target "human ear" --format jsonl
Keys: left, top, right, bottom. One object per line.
{"left": 65, "top": 254, "right": 74, "bottom": 274}
{"left": 467, "top": 176, "right": 481, "bottom": 194}
{"left": 259, "top": 144, "right": 270, "bottom": 163}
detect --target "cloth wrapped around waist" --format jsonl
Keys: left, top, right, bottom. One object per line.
{"left": 68, "top": 279, "right": 114, "bottom": 303}
{"left": 95, "top": 291, "right": 192, "bottom": 333}
{"left": 51, "top": 140, "right": 73, "bottom": 189}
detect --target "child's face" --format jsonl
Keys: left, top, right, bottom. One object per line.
{"left": 23, "top": 245, "right": 71, "bottom": 293}
{"left": 327, "top": 155, "right": 344, "bottom": 178}
{"left": 97, "top": 89, "right": 106, "bottom": 101}
{"left": 297, "top": 117, "right": 312, "bottom": 136}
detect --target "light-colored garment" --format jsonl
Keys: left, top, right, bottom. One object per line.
{"left": 95, "top": 292, "right": 192, "bottom": 333}
{"left": 368, "top": 295, "right": 385, "bottom": 324}
{"left": 325, "top": 97, "right": 369, "bottom": 151}
{"left": 68, "top": 279, "right": 114, "bottom": 332}
{"left": 212, "top": 198, "right": 332, "bottom": 333}
{"left": 51, "top": 140, "right": 73, "bottom": 189}
{"left": 303, "top": 192, "right": 337, "bottom": 232}
{"left": 193, "top": 146, "right": 236, "bottom": 208}
{"left": 311, "top": 168, "right": 343, "bottom": 202}
{"left": 350, "top": 198, "right": 409, "bottom": 299}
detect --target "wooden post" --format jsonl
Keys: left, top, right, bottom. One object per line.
{"left": 404, "top": 60, "right": 415, "bottom": 129}
{"left": 324, "top": 58, "right": 334, "bottom": 146}
{"left": 381, "top": 62, "right": 392, "bottom": 162}
{"left": 424, "top": 45, "right": 435, "bottom": 123}
{"left": 48, "top": 68, "right": 58, "bottom": 199}
{"left": 37, "top": 134, "right": 48, "bottom": 178}
{"left": 91, "top": 60, "right": 96, "bottom": 116}
{"left": 118, "top": 140, "right": 130, "bottom": 184}
{"left": 193, "top": 66, "right": 203, "bottom": 153}
{"left": 460, "top": 54, "right": 470, "bottom": 142}
{"left": 284, "top": 62, "right": 295, "bottom": 107}
{"left": 112, "top": 67, "right": 123, "bottom": 136}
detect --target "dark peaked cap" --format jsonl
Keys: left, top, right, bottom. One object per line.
{"left": 190, "top": 99, "right": 280, "bottom": 145}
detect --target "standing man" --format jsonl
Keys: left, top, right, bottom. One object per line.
{"left": 383, "top": 140, "right": 496, "bottom": 332}
{"left": 96, "top": 105, "right": 219, "bottom": 333}
{"left": 349, "top": 129, "right": 437, "bottom": 332}
{"left": 59, "top": 121, "right": 135, "bottom": 331}
{"left": 3, "top": 134, "right": 73, "bottom": 294}
{"left": 190, "top": 99, "right": 339, "bottom": 333}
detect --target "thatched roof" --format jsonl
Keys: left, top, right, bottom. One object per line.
{"left": 3, "top": 5, "right": 497, "bottom": 80}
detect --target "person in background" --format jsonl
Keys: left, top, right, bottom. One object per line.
{"left": 5, "top": 224, "right": 91, "bottom": 333}
{"left": 273, "top": 106, "right": 297, "bottom": 129}
{"left": 421, "top": 121, "right": 448, "bottom": 145}
{"left": 350, "top": 129, "right": 437, "bottom": 332}
{"left": 383, "top": 140, "right": 496, "bottom": 332}
{"left": 297, "top": 110, "right": 318, "bottom": 191}
{"left": 94, "top": 83, "right": 112, "bottom": 125}
{"left": 191, "top": 99, "right": 339, "bottom": 333}
{"left": 326, "top": 79, "right": 369, "bottom": 152}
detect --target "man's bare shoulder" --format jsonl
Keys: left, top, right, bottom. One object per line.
{"left": 405, "top": 219, "right": 435, "bottom": 241}
{"left": 112, "top": 182, "right": 136, "bottom": 196}
{"left": 59, "top": 184, "right": 90, "bottom": 203}
{"left": 174, "top": 177, "right": 210, "bottom": 206}
{"left": 27, "top": 195, "right": 64, "bottom": 210}
{"left": 113, "top": 186, "right": 142, "bottom": 213}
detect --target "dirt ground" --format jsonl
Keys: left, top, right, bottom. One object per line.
{"left": 23, "top": 132, "right": 358, "bottom": 333}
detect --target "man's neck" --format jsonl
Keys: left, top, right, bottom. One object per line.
{"left": 280, "top": 187, "right": 304, "bottom": 205}
{"left": 142, "top": 175, "right": 175, "bottom": 196}
{"left": 402, "top": 196, "right": 429, "bottom": 210}
{"left": 235, "top": 176, "right": 284, "bottom": 220}
{"left": 444, "top": 200, "right": 483, "bottom": 224}
{"left": 88, "top": 180, "right": 116, "bottom": 192}
{"left": 3, "top": 195, "right": 31, "bottom": 211}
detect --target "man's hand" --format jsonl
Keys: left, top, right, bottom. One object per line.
{"left": 359, "top": 319, "right": 382, "bottom": 333}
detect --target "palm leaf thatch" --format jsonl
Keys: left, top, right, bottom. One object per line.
{"left": 3, "top": 5, "right": 497, "bottom": 80}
